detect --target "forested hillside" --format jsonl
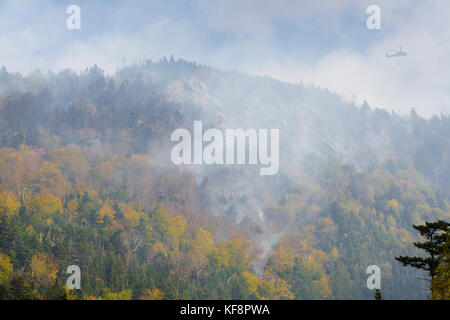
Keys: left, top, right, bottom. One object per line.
{"left": 0, "top": 59, "right": 449, "bottom": 299}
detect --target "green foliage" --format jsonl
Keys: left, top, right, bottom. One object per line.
{"left": 430, "top": 235, "right": 450, "bottom": 300}
{"left": 375, "top": 289, "right": 382, "bottom": 300}
{"left": 396, "top": 221, "right": 450, "bottom": 278}
{"left": 0, "top": 62, "right": 449, "bottom": 300}
{"left": 0, "top": 147, "right": 448, "bottom": 299}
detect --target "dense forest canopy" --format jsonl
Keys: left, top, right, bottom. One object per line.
{"left": 0, "top": 59, "right": 449, "bottom": 299}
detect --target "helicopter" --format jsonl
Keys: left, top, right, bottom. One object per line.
{"left": 385, "top": 46, "right": 410, "bottom": 58}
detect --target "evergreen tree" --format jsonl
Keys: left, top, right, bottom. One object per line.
{"left": 163, "top": 278, "right": 178, "bottom": 300}
{"left": 8, "top": 275, "right": 33, "bottom": 300}
{"left": 410, "top": 108, "right": 418, "bottom": 120}
{"left": 375, "top": 289, "right": 382, "bottom": 300}
{"left": 430, "top": 235, "right": 450, "bottom": 300}
{"left": 396, "top": 220, "right": 450, "bottom": 278}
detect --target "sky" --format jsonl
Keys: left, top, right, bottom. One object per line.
{"left": 0, "top": 0, "right": 449, "bottom": 117}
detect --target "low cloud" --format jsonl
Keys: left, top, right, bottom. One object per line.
{"left": 0, "top": 0, "right": 448, "bottom": 117}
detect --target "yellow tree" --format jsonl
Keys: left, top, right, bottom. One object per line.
{"left": 242, "top": 271, "right": 260, "bottom": 298}
{"left": 46, "top": 146, "right": 89, "bottom": 184}
{"left": 30, "top": 252, "right": 58, "bottom": 286}
{"left": 168, "top": 215, "right": 187, "bottom": 247}
{"left": 221, "top": 239, "right": 253, "bottom": 273}
{"left": 269, "top": 238, "right": 299, "bottom": 272}
{"left": 32, "top": 161, "right": 66, "bottom": 197}
{"left": 102, "top": 289, "right": 132, "bottom": 300}
{"left": 139, "top": 288, "right": 165, "bottom": 300}
{"left": 26, "top": 193, "right": 62, "bottom": 216}
{"left": 64, "top": 198, "right": 79, "bottom": 222}
{"left": 97, "top": 203, "right": 116, "bottom": 224}
{"left": 182, "top": 228, "right": 215, "bottom": 283}
{"left": 0, "top": 190, "right": 20, "bottom": 216}
{"left": 0, "top": 253, "right": 13, "bottom": 284}
{"left": 191, "top": 228, "right": 215, "bottom": 266}
{"left": 120, "top": 203, "right": 144, "bottom": 228}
